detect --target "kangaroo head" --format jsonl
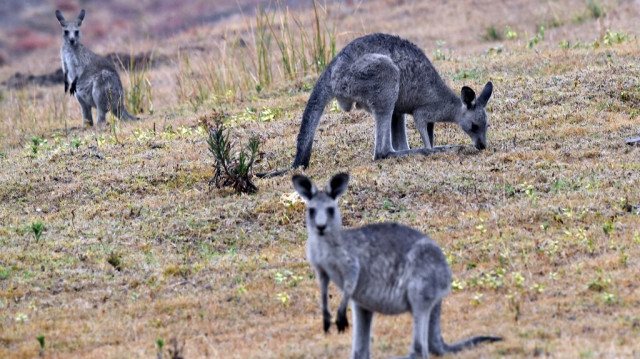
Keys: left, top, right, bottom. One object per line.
{"left": 458, "top": 81, "right": 493, "bottom": 150}
{"left": 55, "top": 9, "right": 85, "bottom": 46}
{"left": 292, "top": 173, "right": 349, "bottom": 236}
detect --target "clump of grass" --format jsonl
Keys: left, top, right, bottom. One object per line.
{"left": 36, "top": 335, "right": 45, "bottom": 357}
{"left": 586, "top": 0, "right": 604, "bottom": 19}
{"left": 484, "top": 25, "right": 503, "bottom": 41}
{"left": 528, "top": 25, "right": 546, "bottom": 48}
{"left": 504, "top": 25, "right": 518, "bottom": 39}
{"left": 29, "top": 136, "right": 45, "bottom": 156}
{"left": 156, "top": 338, "right": 165, "bottom": 359}
{"left": 452, "top": 67, "right": 484, "bottom": 80}
{"left": 311, "top": 0, "right": 336, "bottom": 73}
{"left": 0, "top": 267, "right": 9, "bottom": 280}
{"left": 603, "top": 30, "right": 627, "bottom": 45}
{"left": 256, "top": 6, "right": 274, "bottom": 90}
{"left": 256, "top": 0, "right": 336, "bottom": 89}
{"left": 107, "top": 251, "right": 122, "bottom": 271}
{"left": 126, "top": 53, "right": 153, "bottom": 115}
{"left": 204, "top": 112, "right": 261, "bottom": 194}
{"left": 574, "top": 0, "right": 605, "bottom": 24}
{"left": 29, "top": 221, "right": 44, "bottom": 242}
{"left": 433, "top": 40, "right": 448, "bottom": 61}
{"left": 177, "top": 0, "right": 337, "bottom": 102}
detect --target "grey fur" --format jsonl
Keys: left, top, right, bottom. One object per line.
{"left": 293, "top": 33, "right": 493, "bottom": 169}
{"left": 56, "top": 9, "right": 136, "bottom": 126}
{"left": 292, "top": 173, "right": 501, "bottom": 359}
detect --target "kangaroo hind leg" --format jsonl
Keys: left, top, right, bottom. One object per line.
{"left": 78, "top": 98, "right": 93, "bottom": 127}
{"left": 392, "top": 112, "right": 409, "bottom": 151}
{"left": 398, "top": 286, "right": 441, "bottom": 359}
{"left": 400, "top": 304, "right": 432, "bottom": 359}
{"left": 351, "top": 303, "right": 373, "bottom": 359}
{"left": 427, "top": 300, "right": 447, "bottom": 356}
{"left": 351, "top": 54, "right": 400, "bottom": 160}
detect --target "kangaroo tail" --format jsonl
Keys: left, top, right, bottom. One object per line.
{"left": 255, "top": 167, "right": 292, "bottom": 179}
{"left": 439, "top": 335, "right": 503, "bottom": 354}
{"left": 256, "top": 64, "right": 336, "bottom": 178}
{"left": 291, "top": 68, "right": 334, "bottom": 169}
{"left": 118, "top": 106, "right": 139, "bottom": 121}
{"left": 113, "top": 94, "right": 139, "bottom": 121}
{"left": 428, "top": 300, "right": 502, "bottom": 356}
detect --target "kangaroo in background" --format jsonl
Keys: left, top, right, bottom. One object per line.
{"left": 292, "top": 173, "right": 501, "bottom": 359}
{"left": 261, "top": 33, "right": 493, "bottom": 177}
{"left": 56, "top": 9, "right": 137, "bottom": 126}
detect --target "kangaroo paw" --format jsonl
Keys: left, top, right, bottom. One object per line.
{"left": 336, "top": 309, "right": 349, "bottom": 333}
{"left": 323, "top": 309, "right": 331, "bottom": 333}
{"left": 373, "top": 151, "right": 391, "bottom": 160}
{"left": 69, "top": 78, "right": 77, "bottom": 96}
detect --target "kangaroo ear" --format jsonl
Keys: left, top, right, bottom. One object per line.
{"left": 55, "top": 10, "right": 66, "bottom": 25}
{"left": 476, "top": 81, "right": 493, "bottom": 107}
{"left": 327, "top": 173, "right": 349, "bottom": 199}
{"left": 77, "top": 9, "right": 86, "bottom": 25}
{"left": 461, "top": 86, "right": 476, "bottom": 109}
{"left": 292, "top": 175, "right": 317, "bottom": 201}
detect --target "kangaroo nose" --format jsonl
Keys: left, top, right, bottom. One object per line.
{"left": 317, "top": 224, "right": 326, "bottom": 233}
{"left": 475, "top": 142, "right": 486, "bottom": 150}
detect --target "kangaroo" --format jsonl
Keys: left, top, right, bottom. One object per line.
{"left": 292, "top": 173, "right": 501, "bottom": 359}
{"left": 261, "top": 34, "right": 493, "bottom": 177}
{"left": 56, "top": 9, "right": 137, "bottom": 126}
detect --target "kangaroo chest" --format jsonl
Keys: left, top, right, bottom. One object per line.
{"left": 61, "top": 46, "right": 84, "bottom": 81}
{"left": 307, "top": 239, "right": 352, "bottom": 290}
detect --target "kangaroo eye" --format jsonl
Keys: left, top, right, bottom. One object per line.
{"left": 74, "top": 31, "right": 79, "bottom": 36}
{"left": 308, "top": 208, "right": 316, "bottom": 217}
{"left": 326, "top": 207, "right": 335, "bottom": 217}
{"left": 470, "top": 124, "right": 480, "bottom": 132}
{"left": 64, "top": 30, "right": 69, "bottom": 35}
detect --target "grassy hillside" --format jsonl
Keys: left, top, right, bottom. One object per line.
{"left": 1, "top": 0, "right": 639, "bottom": 358}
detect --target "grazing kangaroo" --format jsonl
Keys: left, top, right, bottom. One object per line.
{"left": 56, "top": 9, "right": 136, "bottom": 126}
{"left": 292, "top": 173, "right": 501, "bottom": 359}
{"left": 261, "top": 33, "right": 493, "bottom": 177}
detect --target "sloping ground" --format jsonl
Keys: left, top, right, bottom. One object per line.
{"left": 0, "top": 0, "right": 278, "bottom": 62}
{"left": 1, "top": 0, "right": 640, "bottom": 358}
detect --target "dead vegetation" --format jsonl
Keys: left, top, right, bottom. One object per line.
{"left": 0, "top": 0, "right": 639, "bottom": 358}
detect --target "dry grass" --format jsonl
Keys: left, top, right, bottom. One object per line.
{"left": 1, "top": 0, "right": 640, "bottom": 358}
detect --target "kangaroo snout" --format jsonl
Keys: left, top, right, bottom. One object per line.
{"left": 316, "top": 224, "right": 327, "bottom": 234}
{"left": 475, "top": 141, "right": 486, "bottom": 150}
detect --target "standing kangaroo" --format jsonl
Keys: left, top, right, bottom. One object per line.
{"left": 56, "top": 9, "right": 136, "bottom": 126}
{"left": 292, "top": 173, "right": 501, "bottom": 359}
{"left": 264, "top": 33, "right": 493, "bottom": 176}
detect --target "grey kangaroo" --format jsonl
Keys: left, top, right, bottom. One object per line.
{"left": 56, "top": 9, "right": 136, "bottom": 126}
{"left": 262, "top": 33, "right": 493, "bottom": 177}
{"left": 292, "top": 173, "right": 501, "bottom": 359}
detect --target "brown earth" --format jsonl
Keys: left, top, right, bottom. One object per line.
{"left": 0, "top": 0, "right": 639, "bottom": 358}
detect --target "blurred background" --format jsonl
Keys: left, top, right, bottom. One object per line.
{"left": 2, "top": 0, "right": 638, "bottom": 68}
{"left": 0, "top": 0, "right": 287, "bottom": 65}
{"left": 0, "top": 0, "right": 638, "bottom": 148}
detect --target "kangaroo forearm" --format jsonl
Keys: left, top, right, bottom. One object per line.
{"left": 336, "top": 294, "right": 350, "bottom": 333}
{"left": 319, "top": 270, "right": 331, "bottom": 333}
